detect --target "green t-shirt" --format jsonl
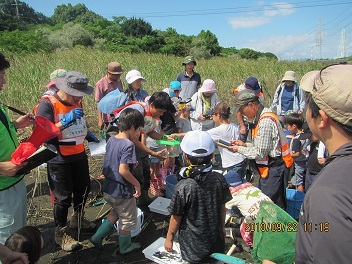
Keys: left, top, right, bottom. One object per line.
{"left": 0, "top": 106, "right": 24, "bottom": 191}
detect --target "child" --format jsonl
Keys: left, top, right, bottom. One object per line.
{"left": 206, "top": 101, "right": 247, "bottom": 178}
{"left": 298, "top": 124, "right": 326, "bottom": 192}
{"left": 5, "top": 226, "right": 43, "bottom": 264}
{"left": 90, "top": 108, "right": 145, "bottom": 254}
{"left": 285, "top": 113, "right": 307, "bottom": 192}
{"left": 164, "top": 131, "right": 232, "bottom": 263}
{"left": 224, "top": 172, "right": 272, "bottom": 247}
{"left": 171, "top": 105, "right": 192, "bottom": 167}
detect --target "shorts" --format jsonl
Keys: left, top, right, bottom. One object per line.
{"left": 103, "top": 193, "right": 137, "bottom": 232}
{"left": 291, "top": 161, "right": 306, "bottom": 186}
{"left": 148, "top": 146, "right": 163, "bottom": 163}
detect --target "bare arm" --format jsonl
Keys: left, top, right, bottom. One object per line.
{"left": 164, "top": 215, "right": 182, "bottom": 252}
{"left": 131, "top": 137, "right": 166, "bottom": 159}
{"left": 0, "top": 244, "right": 28, "bottom": 264}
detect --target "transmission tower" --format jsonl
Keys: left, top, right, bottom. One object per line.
{"left": 338, "top": 28, "right": 347, "bottom": 58}
{"left": 315, "top": 20, "right": 323, "bottom": 59}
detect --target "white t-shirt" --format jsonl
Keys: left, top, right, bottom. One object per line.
{"left": 206, "top": 123, "right": 246, "bottom": 168}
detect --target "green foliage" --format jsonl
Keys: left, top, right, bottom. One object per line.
{"left": 221, "top": 47, "right": 239, "bottom": 57}
{"left": 156, "top": 28, "right": 191, "bottom": 56}
{"left": 0, "top": 0, "right": 51, "bottom": 31}
{"left": 192, "top": 30, "right": 221, "bottom": 56}
{"left": 121, "top": 17, "right": 153, "bottom": 38}
{"left": 51, "top": 3, "right": 102, "bottom": 25}
{"left": 0, "top": 29, "right": 51, "bottom": 54}
{"left": 238, "top": 48, "right": 261, "bottom": 60}
{"left": 46, "top": 23, "right": 95, "bottom": 49}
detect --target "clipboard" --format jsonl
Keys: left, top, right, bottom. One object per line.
{"left": 17, "top": 146, "right": 57, "bottom": 175}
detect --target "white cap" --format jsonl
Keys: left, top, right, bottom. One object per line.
{"left": 180, "top": 131, "right": 215, "bottom": 157}
{"left": 126, "top": 70, "right": 146, "bottom": 84}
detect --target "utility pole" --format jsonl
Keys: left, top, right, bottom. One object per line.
{"left": 11, "top": 0, "right": 21, "bottom": 23}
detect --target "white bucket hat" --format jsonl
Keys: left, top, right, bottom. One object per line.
{"left": 126, "top": 70, "right": 146, "bottom": 84}
{"left": 198, "top": 79, "right": 217, "bottom": 93}
{"left": 180, "top": 130, "right": 215, "bottom": 157}
{"left": 281, "top": 71, "right": 297, "bottom": 82}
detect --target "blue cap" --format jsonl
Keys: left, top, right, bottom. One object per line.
{"left": 170, "top": 80, "right": 182, "bottom": 90}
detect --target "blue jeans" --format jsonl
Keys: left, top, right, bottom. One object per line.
{"left": 224, "top": 159, "right": 247, "bottom": 179}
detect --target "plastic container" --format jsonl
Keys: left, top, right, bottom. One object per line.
{"left": 114, "top": 207, "right": 144, "bottom": 237}
{"left": 286, "top": 189, "right": 305, "bottom": 219}
{"left": 148, "top": 197, "right": 171, "bottom": 215}
{"left": 156, "top": 137, "right": 181, "bottom": 157}
{"left": 165, "top": 174, "right": 178, "bottom": 199}
{"left": 142, "top": 237, "right": 183, "bottom": 264}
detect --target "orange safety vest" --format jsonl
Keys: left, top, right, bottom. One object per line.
{"left": 42, "top": 96, "right": 87, "bottom": 156}
{"left": 252, "top": 112, "right": 293, "bottom": 178}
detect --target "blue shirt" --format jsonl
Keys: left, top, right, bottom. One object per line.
{"left": 126, "top": 89, "right": 149, "bottom": 103}
{"left": 176, "top": 71, "right": 201, "bottom": 99}
{"left": 103, "top": 137, "right": 137, "bottom": 198}
{"left": 281, "top": 86, "right": 294, "bottom": 112}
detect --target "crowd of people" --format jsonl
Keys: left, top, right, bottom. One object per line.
{"left": 0, "top": 52, "right": 351, "bottom": 264}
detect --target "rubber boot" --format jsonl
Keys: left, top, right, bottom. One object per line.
{"left": 89, "top": 219, "right": 115, "bottom": 249}
{"left": 119, "top": 232, "right": 141, "bottom": 254}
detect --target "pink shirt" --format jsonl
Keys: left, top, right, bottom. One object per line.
{"left": 95, "top": 75, "right": 123, "bottom": 122}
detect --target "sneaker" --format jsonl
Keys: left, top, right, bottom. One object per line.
{"left": 55, "top": 226, "right": 80, "bottom": 251}
{"left": 69, "top": 211, "right": 96, "bottom": 230}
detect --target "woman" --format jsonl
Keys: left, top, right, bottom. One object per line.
{"left": 270, "top": 71, "right": 305, "bottom": 124}
{"left": 189, "top": 79, "right": 219, "bottom": 131}
{"left": 124, "top": 70, "right": 148, "bottom": 103}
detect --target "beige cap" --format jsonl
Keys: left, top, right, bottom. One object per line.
{"left": 281, "top": 71, "right": 297, "bottom": 82}
{"left": 300, "top": 64, "right": 352, "bottom": 127}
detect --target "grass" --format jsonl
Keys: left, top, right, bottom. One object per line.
{"left": 2, "top": 48, "right": 329, "bottom": 133}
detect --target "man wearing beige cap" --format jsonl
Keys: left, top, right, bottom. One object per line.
{"left": 295, "top": 64, "right": 352, "bottom": 264}
{"left": 228, "top": 89, "right": 293, "bottom": 209}
{"left": 95, "top": 62, "right": 124, "bottom": 130}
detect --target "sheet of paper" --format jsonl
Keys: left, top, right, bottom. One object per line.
{"left": 88, "top": 140, "right": 106, "bottom": 156}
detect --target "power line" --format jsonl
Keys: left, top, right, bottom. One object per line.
{"left": 100, "top": 1, "right": 352, "bottom": 19}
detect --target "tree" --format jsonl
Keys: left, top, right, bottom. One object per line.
{"left": 156, "top": 28, "right": 191, "bottom": 56}
{"left": 192, "top": 30, "right": 221, "bottom": 56}
{"left": 0, "top": 0, "right": 50, "bottom": 31}
{"left": 238, "top": 48, "right": 261, "bottom": 60}
{"left": 46, "top": 22, "right": 94, "bottom": 49}
{"left": 51, "top": 3, "right": 102, "bottom": 25}
{"left": 121, "top": 17, "right": 153, "bottom": 38}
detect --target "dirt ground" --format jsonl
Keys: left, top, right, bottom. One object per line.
{"left": 24, "top": 154, "right": 254, "bottom": 264}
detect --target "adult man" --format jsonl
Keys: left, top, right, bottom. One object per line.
{"left": 295, "top": 64, "right": 352, "bottom": 264}
{"left": 95, "top": 62, "right": 124, "bottom": 130}
{"left": 229, "top": 89, "right": 293, "bottom": 209}
{"left": 0, "top": 53, "right": 35, "bottom": 244}
{"left": 36, "top": 71, "right": 96, "bottom": 251}
{"left": 176, "top": 56, "right": 201, "bottom": 100}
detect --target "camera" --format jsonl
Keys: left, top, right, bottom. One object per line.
{"left": 204, "top": 114, "right": 212, "bottom": 120}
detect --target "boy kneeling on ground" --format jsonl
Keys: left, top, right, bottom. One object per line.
{"left": 164, "top": 130, "right": 232, "bottom": 263}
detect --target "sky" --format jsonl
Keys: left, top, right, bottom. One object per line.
{"left": 23, "top": 0, "right": 352, "bottom": 60}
